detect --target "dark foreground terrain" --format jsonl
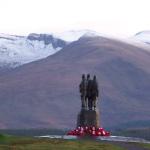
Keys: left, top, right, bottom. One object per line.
{"left": 0, "top": 134, "right": 150, "bottom": 150}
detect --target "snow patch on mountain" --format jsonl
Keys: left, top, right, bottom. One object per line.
{"left": 0, "top": 30, "right": 101, "bottom": 69}
{"left": 134, "top": 31, "right": 150, "bottom": 44}
{"left": 0, "top": 33, "right": 66, "bottom": 68}
{"left": 54, "top": 30, "right": 100, "bottom": 42}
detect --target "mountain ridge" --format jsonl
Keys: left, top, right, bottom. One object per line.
{"left": 0, "top": 30, "right": 100, "bottom": 69}
{"left": 134, "top": 30, "right": 150, "bottom": 44}
{"left": 0, "top": 30, "right": 150, "bottom": 69}
{"left": 0, "top": 33, "right": 67, "bottom": 69}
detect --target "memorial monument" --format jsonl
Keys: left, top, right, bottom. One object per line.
{"left": 67, "top": 74, "right": 110, "bottom": 136}
{"left": 77, "top": 74, "right": 100, "bottom": 128}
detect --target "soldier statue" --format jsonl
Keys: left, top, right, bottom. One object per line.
{"left": 86, "top": 74, "right": 93, "bottom": 110}
{"left": 79, "top": 74, "right": 87, "bottom": 109}
{"left": 85, "top": 74, "right": 91, "bottom": 109}
{"left": 91, "top": 75, "right": 99, "bottom": 110}
{"left": 79, "top": 74, "right": 99, "bottom": 110}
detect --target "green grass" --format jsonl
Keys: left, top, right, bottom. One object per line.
{"left": 0, "top": 134, "right": 5, "bottom": 139}
{"left": 0, "top": 135, "right": 125, "bottom": 150}
{"left": 140, "top": 143, "right": 150, "bottom": 149}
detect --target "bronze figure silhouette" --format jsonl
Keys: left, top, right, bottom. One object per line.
{"left": 79, "top": 74, "right": 99, "bottom": 110}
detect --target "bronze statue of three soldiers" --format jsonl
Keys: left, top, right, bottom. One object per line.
{"left": 79, "top": 74, "right": 99, "bottom": 110}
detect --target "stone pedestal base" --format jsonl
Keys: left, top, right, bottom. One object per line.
{"left": 77, "top": 109, "right": 100, "bottom": 128}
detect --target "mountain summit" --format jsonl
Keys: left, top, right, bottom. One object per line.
{"left": 0, "top": 30, "right": 99, "bottom": 69}
{"left": 53, "top": 30, "right": 100, "bottom": 42}
{"left": 0, "top": 33, "right": 67, "bottom": 69}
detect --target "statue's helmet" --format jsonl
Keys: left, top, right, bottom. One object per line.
{"left": 82, "top": 74, "right": 85, "bottom": 79}
{"left": 87, "top": 74, "right": 90, "bottom": 79}
{"left": 93, "top": 75, "right": 96, "bottom": 80}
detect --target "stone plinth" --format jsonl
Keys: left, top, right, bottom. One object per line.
{"left": 77, "top": 109, "right": 100, "bottom": 128}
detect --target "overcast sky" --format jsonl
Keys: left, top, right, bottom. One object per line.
{"left": 0, "top": 0, "right": 150, "bottom": 37}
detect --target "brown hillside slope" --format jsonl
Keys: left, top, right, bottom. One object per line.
{"left": 0, "top": 36, "right": 150, "bottom": 129}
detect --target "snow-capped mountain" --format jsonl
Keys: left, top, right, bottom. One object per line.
{"left": 0, "top": 30, "right": 100, "bottom": 69}
{"left": 0, "top": 33, "right": 67, "bottom": 68}
{"left": 134, "top": 31, "right": 150, "bottom": 44}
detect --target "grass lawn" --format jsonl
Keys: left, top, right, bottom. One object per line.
{"left": 140, "top": 143, "right": 150, "bottom": 149}
{"left": 0, "top": 134, "right": 125, "bottom": 150}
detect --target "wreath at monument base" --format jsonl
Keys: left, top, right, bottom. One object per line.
{"left": 67, "top": 126, "right": 110, "bottom": 137}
